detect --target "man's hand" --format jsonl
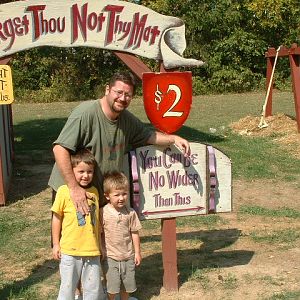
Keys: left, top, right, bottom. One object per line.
{"left": 147, "top": 132, "right": 191, "bottom": 157}
{"left": 174, "top": 135, "right": 191, "bottom": 157}
{"left": 69, "top": 185, "right": 91, "bottom": 215}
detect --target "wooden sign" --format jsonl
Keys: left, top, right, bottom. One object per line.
{"left": 0, "top": 65, "right": 14, "bottom": 105}
{"left": 0, "top": 0, "right": 203, "bottom": 69}
{"left": 143, "top": 72, "right": 192, "bottom": 133}
{"left": 125, "top": 142, "right": 232, "bottom": 220}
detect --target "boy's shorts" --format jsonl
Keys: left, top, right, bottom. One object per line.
{"left": 103, "top": 257, "right": 137, "bottom": 294}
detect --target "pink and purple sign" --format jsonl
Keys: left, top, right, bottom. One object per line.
{"left": 125, "top": 143, "right": 232, "bottom": 220}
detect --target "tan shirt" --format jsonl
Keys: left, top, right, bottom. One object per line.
{"left": 102, "top": 204, "right": 142, "bottom": 261}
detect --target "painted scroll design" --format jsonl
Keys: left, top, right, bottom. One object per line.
{"left": 0, "top": 0, "right": 204, "bottom": 69}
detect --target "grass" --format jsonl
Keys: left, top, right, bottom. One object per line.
{"left": 1, "top": 91, "right": 300, "bottom": 299}
{"left": 250, "top": 229, "right": 300, "bottom": 246}
{"left": 265, "top": 291, "right": 300, "bottom": 300}
{"left": 10, "top": 91, "right": 300, "bottom": 183}
{"left": 239, "top": 206, "right": 300, "bottom": 219}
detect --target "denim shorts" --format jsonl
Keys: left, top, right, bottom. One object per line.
{"left": 58, "top": 254, "right": 106, "bottom": 300}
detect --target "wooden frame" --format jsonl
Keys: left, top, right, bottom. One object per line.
{"left": 265, "top": 43, "right": 300, "bottom": 132}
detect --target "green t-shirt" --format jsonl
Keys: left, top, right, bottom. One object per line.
{"left": 48, "top": 100, "right": 152, "bottom": 204}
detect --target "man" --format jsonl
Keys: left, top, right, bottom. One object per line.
{"left": 48, "top": 71, "right": 190, "bottom": 214}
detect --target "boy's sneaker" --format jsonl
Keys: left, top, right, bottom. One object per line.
{"left": 74, "top": 294, "right": 83, "bottom": 300}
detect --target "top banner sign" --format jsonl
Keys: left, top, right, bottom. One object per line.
{"left": 0, "top": 0, "right": 204, "bottom": 69}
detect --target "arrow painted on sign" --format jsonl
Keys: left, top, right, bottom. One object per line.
{"left": 142, "top": 206, "right": 205, "bottom": 216}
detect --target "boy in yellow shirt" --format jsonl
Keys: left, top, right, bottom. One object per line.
{"left": 51, "top": 149, "right": 106, "bottom": 300}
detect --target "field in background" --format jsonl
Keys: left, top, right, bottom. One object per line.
{"left": 0, "top": 91, "right": 300, "bottom": 299}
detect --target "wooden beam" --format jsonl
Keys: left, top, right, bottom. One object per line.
{"left": 161, "top": 218, "right": 178, "bottom": 291}
{"left": 0, "top": 57, "right": 12, "bottom": 206}
{"left": 114, "top": 51, "right": 152, "bottom": 80}
{"left": 0, "top": 129, "right": 5, "bottom": 206}
{"left": 0, "top": 56, "right": 12, "bottom": 65}
{"left": 159, "top": 60, "right": 179, "bottom": 291}
{"left": 289, "top": 52, "right": 300, "bottom": 132}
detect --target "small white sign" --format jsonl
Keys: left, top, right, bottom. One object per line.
{"left": 0, "top": 65, "right": 14, "bottom": 105}
{"left": 135, "top": 143, "right": 207, "bottom": 219}
{"left": 125, "top": 142, "right": 232, "bottom": 220}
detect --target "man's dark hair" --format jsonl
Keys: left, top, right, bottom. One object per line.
{"left": 108, "top": 71, "right": 137, "bottom": 95}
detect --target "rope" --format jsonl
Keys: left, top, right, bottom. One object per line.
{"left": 258, "top": 45, "right": 281, "bottom": 129}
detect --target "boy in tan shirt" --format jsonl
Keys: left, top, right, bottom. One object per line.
{"left": 101, "top": 171, "right": 142, "bottom": 300}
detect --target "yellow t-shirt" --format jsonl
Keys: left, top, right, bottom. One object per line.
{"left": 51, "top": 185, "right": 101, "bottom": 256}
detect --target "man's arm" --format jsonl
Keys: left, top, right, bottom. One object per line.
{"left": 52, "top": 212, "right": 62, "bottom": 260}
{"left": 147, "top": 131, "right": 191, "bottom": 156}
{"left": 99, "top": 208, "right": 106, "bottom": 259}
{"left": 132, "top": 231, "right": 142, "bottom": 266}
{"left": 53, "top": 144, "right": 90, "bottom": 214}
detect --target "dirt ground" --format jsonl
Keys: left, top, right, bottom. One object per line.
{"left": 2, "top": 114, "right": 300, "bottom": 300}
{"left": 230, "top": 113, "right": 300, "bottom": 159}
{"left": 151, "top": 114, "right": 300, "bottom": 299}
{"left": 147, "top": 177, "right": 300, "bottom": 300}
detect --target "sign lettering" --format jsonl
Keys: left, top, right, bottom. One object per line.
{"left": 0, "top": 65, "right": 14, "bottom": 105}
{"left": 0, "top": 0, "right": 203, "bottom": 69}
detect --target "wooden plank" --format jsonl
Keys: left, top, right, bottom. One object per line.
{"left": 265, "top": 46, "right": 289, "bottom": 58}
{"left": 0, "top": 57, "right": 11, "bottom": 206}
{"left": 0, "top": 148, "right": 5, "bottom": 205}
{"left": 265, "top": 44, "right": 300, "bottom": 58}
{"left": 161, "top": 218, "right": 178, "bottom": 291}
{"left": 0, "top": 56, "right": 12, "bottom": 65}
{"left": 114, "top": 51, "right": 152, "bottom": 80}
{"left": 135, "top": 143, "right": 208, "bottom": 219}
{"left": 289, "top": 53, "right": 300, "bottom": 132}
{"left": 214, "top": 148, "right": 232, "bottom": 212}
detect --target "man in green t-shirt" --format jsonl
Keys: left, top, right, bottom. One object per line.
{"left": 48, "top": 71, "right": 190, "bottom": 214}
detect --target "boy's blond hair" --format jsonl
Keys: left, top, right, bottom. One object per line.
{"left": 103, "top": 171, "right": 129, "bottom": 193}
{"left": 71, "top": 149, "right": 96, "bottom": 168}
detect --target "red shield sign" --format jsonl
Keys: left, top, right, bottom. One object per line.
{"left": 143, "top": 72, "right": 192, "bottom": 134}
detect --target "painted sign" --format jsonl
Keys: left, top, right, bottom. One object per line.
{"left": 126, "top": 143, "right": 232, "bottom": 220}
{"left": 0, "top": 65, "right": 14, "bottom": 105}
{"left": 143, "top": 72, "right": 192, "bottom": 133}
{"left": 0, "top": 0, "right": 203, "bottom": 69}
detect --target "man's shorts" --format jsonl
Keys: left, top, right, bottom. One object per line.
{"left": 103, "top": 257, "right": 137, "bottom": 294}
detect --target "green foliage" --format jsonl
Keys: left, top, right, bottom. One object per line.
{"left": 9, "top": 0, "right": 300, "bottom": 100}
{"left": 11, "top": 47, "right": 124, "bottom": 102}
{"left": 143, "top": 0, "right": 299, "bottom": 95}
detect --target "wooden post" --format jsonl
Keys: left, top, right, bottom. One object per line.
{"left": 0, "top": 144, "right": 5, "bottom": 206}
{"left": 288, "top": 44, "right": 300, "bottom": 132}
{"left": 0, "top": 56, "right": 12, "bottom": 206}
{"left": 264, "top": 45, "right": 300, "bottom": 132}
{"left": 159, "top": 61, "right": 179, "bottom": 291}
{"left": 161, "top": 218, "right": 178, "bottom": 291}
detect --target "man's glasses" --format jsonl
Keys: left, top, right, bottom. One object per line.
{"left": 111, "top": 89, "right": 133, "bottom": 100}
